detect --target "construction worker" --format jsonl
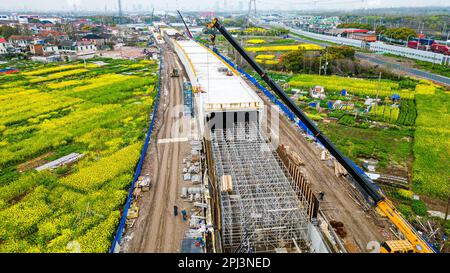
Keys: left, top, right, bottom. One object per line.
{"left": 181, "top": 208, "right": 187, "bottom": 222}
{"left": 319, "top": 192, "right": 325, "bottom": 201}
{"left": 173, "top": 205, "right": 178, "bottom": 216}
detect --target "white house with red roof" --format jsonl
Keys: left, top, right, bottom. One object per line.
{"left": 0, "top": 37, "right": 9, "bottom": 54}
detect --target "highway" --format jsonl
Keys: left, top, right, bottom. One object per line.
{"left": 285, "top": 28, "right": 450, "bottom": 86}
{"left": 354, "top": 53, "right": 450, "bottom": 86}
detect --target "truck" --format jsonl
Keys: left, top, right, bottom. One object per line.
{"left": 170, "top": 68, "right": 179, "bottom": 77}
{"left": 431, "top": 43, "right": 449, "bottom": 55}
{"left": 407, "top": 41, "right": 427, "bottom": 50}
{"left": 412, "top": 38, "right": 435, "bottom": 46}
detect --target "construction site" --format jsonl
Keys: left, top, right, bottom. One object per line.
{"left": 118, "top": 21, "right": 437, "bottom": 254}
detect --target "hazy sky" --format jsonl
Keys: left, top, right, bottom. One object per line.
{"left": 0, "top": 0, "right": 449, "bottom": 12}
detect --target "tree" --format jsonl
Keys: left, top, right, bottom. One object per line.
{"left": 337, "top": 22, "right": 373, "bottom": 30}
{"left": 374, "top": 25, "right": 387, "bottom": 34}
{"left": 81, "top": 25, "right": 92, "bottom": 32}
{"left": 327, "top": 45, "right": 355, "bottom": 59}
{"left": 384, "top": 27, "right": 416, "bottom": 41}
{"left": 270, "top": 27, "right": 289, "bottom": 36}
{"left": 0, "top": 26, "right": 19, "bottom": 39}
{"left": 281, "top": 49, "right": 306, "bottom": 72}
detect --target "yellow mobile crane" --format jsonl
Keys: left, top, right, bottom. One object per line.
{"left": 205, "top": 17, "right": 436, "bottom": 253}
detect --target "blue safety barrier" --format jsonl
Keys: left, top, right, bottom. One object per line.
{"left": 109, "top": 52, "right": 163, "bottom": 253}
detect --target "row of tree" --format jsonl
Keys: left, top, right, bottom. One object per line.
{"left": 277, "top": 45, "right": 405, "bottom": 80}
{"left": 0, "top": 26, "right": 19, "bottom": 39}
{"left": 281, "top": 45, "right": 356, "bottom": 75}
{"left": 337, "top": 23, "right": 417, "bottom": 40}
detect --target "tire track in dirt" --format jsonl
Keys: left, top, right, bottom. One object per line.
{"left": 261, "top": 89, "right": 387, "bottom": 252}
{"left": 126, "top": 47, "right": 188, "bottom": 252}
{"left": 154, "top": 60, "right": 183, "bottom": 252}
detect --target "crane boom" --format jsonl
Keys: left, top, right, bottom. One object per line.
{"left": 207, "top": 18, "right": 382, "bottom": 203}
{"left": 377, "top": 200, "right": 435, "bottom": 253}
{"left": 206, "top": 18, "right": 435, "bottom": 253}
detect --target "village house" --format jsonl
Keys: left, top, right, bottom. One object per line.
{"left": 81, "top": 34, "right": 109, "bottom": 49}
{"left": 59, "top": 39, "right": 97, "bottom": 55}
{"left": 37, "top": 30, "right": 69, "bottom": 42}
{"left": 30, "top": 42, "right": 59, "bottom": 56}
{"left": 8, "top": 35, "right": 34, "bottom": 49}
{"left": 0, "top": 37, "right": 9, "bottom": 54}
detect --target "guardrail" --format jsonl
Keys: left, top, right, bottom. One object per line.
{"left": 289, "top": 27, "right": 365, "bottom": 48}
{"left": 109, "top": 49, "right": 163, "bottom": 253}
{"left": 288, "top": 27, "right": 449, "bottom": 66}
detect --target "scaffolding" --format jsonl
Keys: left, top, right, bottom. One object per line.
{"left": 211, "top": 122, "right": 310, "bottom": 253}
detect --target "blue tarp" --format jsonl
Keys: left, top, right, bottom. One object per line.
{"left": 181, "top": 238, "right": 203, "bottom": 253}
{"left": 391, "top": 94, "right": 400, "bottom": 100}
{"left": 328, "top": 101, "right": 333, "bottom": 109}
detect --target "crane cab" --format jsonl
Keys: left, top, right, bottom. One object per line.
{"left": 380, "top": 240, "right": 415, "bottom": 253}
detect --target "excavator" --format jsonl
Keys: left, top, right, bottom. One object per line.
{"left": 205, "top": 18, "right": 436, "bottom": 253}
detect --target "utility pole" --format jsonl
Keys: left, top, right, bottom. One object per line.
{"left": 118, "top": 0, "right": 123, "bottom": 25}
{"left": 445, "top": 194, "right": 450, "bottom": 222}
{"left": 375, "top": 71, "right": 381, "bottom": 112}
{"left": 324, "top": 47, "right": 328, "bottom": 76}
{"left": 318, "top": 52, "right": 322, "bottom": 76}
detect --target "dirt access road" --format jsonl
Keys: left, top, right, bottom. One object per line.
{"left": 123, "top": 44, "right": 192, "bottom": 253}
{"left": 259, "top": 91, "right": 393, "bottom": 252}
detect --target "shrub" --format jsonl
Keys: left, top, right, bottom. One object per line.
{"left": 411, "top": 200, "right": 428, "bottom": 216}
{"left": 397, "top": 189, "right": 414, "bottom": 200}
{"left": 256, "top": 54, "right": 275, "bottom": 60}
{"left": 247, "top": 39, "right": 265, "bottom": 44}
{"left": 397, "top": 204, "right": 414, "bottom": 220}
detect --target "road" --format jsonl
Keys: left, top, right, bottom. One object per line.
{"left": 286, "top": 29, "right": 450, "bottom": 86}
{"left": 354, "top": 53, "right": 450, "bottom": 86}
{"left": 122, "top": 44, "right": 192, "bottom": 253}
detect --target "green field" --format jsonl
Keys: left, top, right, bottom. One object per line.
{"left": 286, "top": 73, "right": 448, "bottom": 199}
{"left": 0, "top": 58, "right": 158, "bottom": 252}
{"left": 319, "top": 123, "right": 413, "bottom": 171}
{"left": 412, "top": 88, "right": 450, "bottom": 199}
{"left": 289, "top": 74, "right": 415, "bottom": 99}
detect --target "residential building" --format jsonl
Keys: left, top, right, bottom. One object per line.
{"left": 0, "top": 37, "right": 8, "bottom": 54}
{"left": 59, "top": 40, "right": 97, "bottom": 56}
{"left": 30, "top": 42, "right": 59, "bottom": 56}
{"left": 8, "top": 35, "right": 34, "bottom": 48}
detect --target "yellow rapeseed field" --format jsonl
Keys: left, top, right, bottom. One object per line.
{"left": 247, "top": 39, "right": 266, "bottom": 44}
{"left": 256, "top": 54, "right": 275, "bottom": 60}
{"left": 245, "top": 44, "right": 322, "bottom": 52}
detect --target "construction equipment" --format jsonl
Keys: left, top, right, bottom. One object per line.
{"left": 170, "top": 68, "right": 179, "bottom": 77}
{"left": 177, "top": 10, "right": 193, "bottom": 39}
{"left": 380, "top": 240, "right": 414, "bottom": 253}
{"left": 206, "top": 18, "right": 436, "bottom": 254}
